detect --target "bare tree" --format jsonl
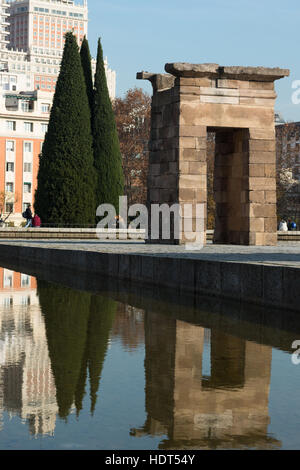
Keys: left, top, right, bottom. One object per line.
{"left": 0, "top": 191, "right": 20, "bottom": 225}
{"left": 276, "top": 123, "right": 300, "bottom": 223}
{"left": 113, "top": 88, "right": 151, "bottom": 206}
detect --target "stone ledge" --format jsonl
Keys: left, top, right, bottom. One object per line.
{"left": 0, "top": 243, "right": 298, "bottom": 312}
{"left": 164, "top": 63, "right": 290, "bottom": 82}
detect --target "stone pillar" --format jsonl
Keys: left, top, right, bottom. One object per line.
{"left": 248, "top": 129, "right": 277, "bottom": 245}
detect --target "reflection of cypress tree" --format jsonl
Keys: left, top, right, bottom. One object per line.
{"left": 87, "top": 295, "right": 117, "bottom": 414}
{"left": 37, "top": 281, "right": 91, "bottom": 419}
{"left": 74, "top": 345, "right": 88, "bottom": 417}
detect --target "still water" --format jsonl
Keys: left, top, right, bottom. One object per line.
{"left": 0, "top": 266, "right": 299, "bottom": 450}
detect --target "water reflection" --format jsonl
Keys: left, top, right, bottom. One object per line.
{"left": 132, "top": 314, "right": 281, "bottom": 449}
{"left": 0, "top": 266, "right": 294, "bottom": 449}
{"left": 0, "top": 269, "right": 57, "bottom": 436}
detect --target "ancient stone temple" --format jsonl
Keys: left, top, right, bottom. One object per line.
{"left": 137, "top": 63, "right": 289, "bottom": 245}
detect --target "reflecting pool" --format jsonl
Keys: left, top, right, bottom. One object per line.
{"left": 0, "top": 265, "right": 299, "bottom": 450}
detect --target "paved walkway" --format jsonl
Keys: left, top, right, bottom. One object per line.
{"left": 0, "top": 239, "right": 299, "bottom": 268}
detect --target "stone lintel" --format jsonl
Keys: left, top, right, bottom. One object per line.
{"left": 164, "top": 63, "right": 290, "bottom": 82}
{"left": 136, "top": 71, "right": 175, "bottom": 92}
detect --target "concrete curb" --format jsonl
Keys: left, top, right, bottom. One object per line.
{"left": 0, "top": 243, "right": 298, "bottom": 311}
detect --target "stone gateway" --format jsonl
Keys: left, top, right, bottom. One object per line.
{"left": 137, "top": 63, "right": 289, "bottom": 246}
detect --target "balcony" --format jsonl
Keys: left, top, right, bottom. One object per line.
{"left": 5, "top": 92, "right": 37, "bottom": 112}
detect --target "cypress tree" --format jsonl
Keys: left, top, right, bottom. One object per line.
{"left": 93, "top": 38, "right": 124, "bottom": 212}
{"left": 35, "top": 32, "right": 96, "bottom": 225}
{"left": 80, "top": 36, "right": 94, "bottom": 130}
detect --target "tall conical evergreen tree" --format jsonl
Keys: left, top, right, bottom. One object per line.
{"left": 80, "top": 36, "right": 94, "bottom": 130}
{"left": 93, "top": 38, "right": 124, "bottom": 212}
{"left": 35, "top": 32, "right": 96, "bottom": 224}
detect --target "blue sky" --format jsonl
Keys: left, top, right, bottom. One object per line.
{"left": 86, "top": 0, "right": 300, "bottom": 122}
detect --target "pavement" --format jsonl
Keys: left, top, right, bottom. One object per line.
{"left": 0, "top": 239, "right": 299, "bottom": 268}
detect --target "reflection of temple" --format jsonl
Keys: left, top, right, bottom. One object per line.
{"left": 0, "top": 269, "right": 58, "bottom": 436}
{"left": 132, "top": 313, "right": 281, "bottom": 450}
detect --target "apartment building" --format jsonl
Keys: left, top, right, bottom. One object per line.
{"left": 6, "top": 0, "right": 116, "bottom": 96}
{"left": 0, "top": 88, "right": 52, "bottom": 224}
{"left": 0, "top": 0, "right": 116, "bottom": 224}
{"left": 8, "top": 0, "right": 88, "bottom": 92}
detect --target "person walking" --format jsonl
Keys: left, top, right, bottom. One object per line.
{"left": 23, "top": 205, "right": 33, "bottom": 228}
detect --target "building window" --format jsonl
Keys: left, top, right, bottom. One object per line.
{"left": 21, "top": 274, "right": 30, "bottom": 288}
{"left": 6, "top": 121, "right": 16, "bottom": 131}
{"left": 24, "top": 122, "right": 33, "bottom": 132}
{"left": 6, "top": 183, "right": 14, "bottom": 193}
{"left": 21, "top": 101, "right": 29, "bottom": 112}
{"left": 24, "top": 142, "right": 32, "bottom": 153}
{"left": 6, "top": 162, "right": 14, "bottom": 172}
{"left": 6, "top": 141, "right": 15, "bottom": 152}
{"left": 24, "top": 162, "right": 32, "bottom": 173}
{"left": 41, "top": 123, "right": 48, "bottom": 133}
{"left": 23, "top": 183, "right": 32, "bottom": 194}
{"left": 5, "top": 203, "right": 14, "bottom": 214}
{"left": 23, "top": 202, "right": 31, "bottom": 212}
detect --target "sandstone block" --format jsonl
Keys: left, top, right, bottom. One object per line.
{"left": 240, "top": 97, "right": 274, "bottom": 107}
{"left": 179, "top": 137, "right": 196, "bottom": 149}
{"left": 159, "top": 126, "right": 176, "bottom": 139}
{"left": 196, "top": 137, "right": 207, "bottom": 150}
{"left": 264, "top": 233, "right": 277, "bottom": 246}
{"left": 169, "top": 161, "right": 178, "bottom": 174}
{"left": 149, "top": 163, "right": 162, "bottom": 176}
{"left": 189, "top": 162, "right": 207, "bottom": 174}
{"left": 264, "top": 164, "right": 276, "bottom": 178}
{"left": 264, "top": 190, "right": 276, "bottom": 203}
{"left": 179, "top": 86, "right": 201, "bottom": 95}
{"left": 177, "top": 77, "right": 212, "bottom": 87}
{"left": 264, "top": 217, "right": 277, "bottom": 233}
{"left": 248, "top": 190, "right": 265, "bottom": 203}
{"left": 249, "top": 164, "right": 266, "bottom": 177}
{"left": 249, "top": 81, "right": 275, "bottom": 90}
{"left": 180, "top": 174, "right": 207, "bottom": 189}
{"left": 178, "top": 125, "right": 207, "bottom": 137}
{"left": 180, "top": 148, "right": 206, "bottom": 162}
{"left": 180, "top": 102, "right": 274, "bottom": 128}
{"left": 249, "top": 140, "right": 276, "bottom": 152}
{"left": 149, "top": 189, "right": 159, "bottom": 202}
{"left": 199, "top": 87, "right": 239, "bottom": 97}
{"left": 249, "top": 232, "right": 265, "bottom": 246}
{"left": 217, "top": 79, "right": 239, "bottom": 89}
{"left": 249, "top": 128, "right": 275, "bottom": 140}
{"left": 249, "top": 203, "right": 276, "bottom": 218}
{"left": 239, "top": 89, "right": 276, "bottom": 98}
{"left": 249, "top": 152, "right": 276, "bottom": 164}
{"left": 179, "top": 188, "right": 196, "bottom": 202}
{"left": 249, "top": 177, "right": 276, "bottom": 190}
{"left": 200, "top": 95, "right": 239, "bottom": 105}
{"left": 249, "top": 217, "right": 265, "bottom": 232}
{"left": 195, "top": 189, "right": 207, "bottom": 203}
{"left": 179, "top": 161, "right": 189, "bottom": 174}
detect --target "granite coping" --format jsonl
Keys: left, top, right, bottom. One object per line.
{"left": 0, "top": 239, "right": 299, "bottom": 268}
{"left": 164, "top": 63, "right": 290, "bottom": 81}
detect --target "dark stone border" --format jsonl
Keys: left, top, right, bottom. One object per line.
{"left": 0, "top": 243, "right": 298, "bottom": 311}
